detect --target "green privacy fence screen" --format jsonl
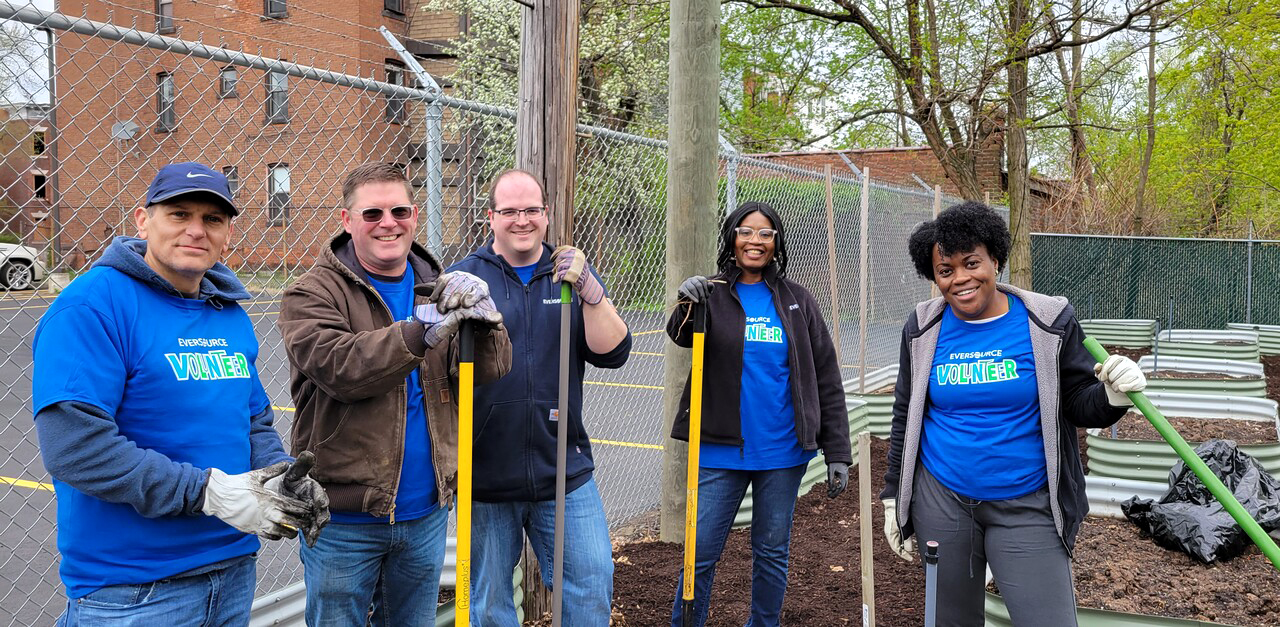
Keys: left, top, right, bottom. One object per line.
{"left": 1032, "top": 233, "right": 1280, "bottom": 328}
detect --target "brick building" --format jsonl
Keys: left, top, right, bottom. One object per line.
{"left": 49, "top": 0, "right": 471, "bottom": 269}
{"left": 0, "top": 103, "right": 52, "bottom": 241}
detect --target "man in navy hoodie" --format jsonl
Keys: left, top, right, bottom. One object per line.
{"left": 32, "top": 163, "right": 326, "bottom": 626}
{"left": 450, "top": 169, "right": 631, "bottom": 625}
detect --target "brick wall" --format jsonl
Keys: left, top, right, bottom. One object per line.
{"left": 745, "top": 142, "right": 1005, "bottom": 200}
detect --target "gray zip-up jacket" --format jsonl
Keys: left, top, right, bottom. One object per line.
{"left": 881, "top": 284, "right": 1125, "bottom": 552}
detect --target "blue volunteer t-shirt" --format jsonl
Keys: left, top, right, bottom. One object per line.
{"left": 332, "top": 271, "right": 437, "bottom": 524}
{"left": 920, "top": 295, "right": 1046, "bottom": 500}
{"left": 702, "top": 281, "right": 815, "bottom": 470}
{"left": 513, "top": 262, "right": 538, "bottom": 285}
{"left": 32, "top": 267, "right": 267, "bottom": 599}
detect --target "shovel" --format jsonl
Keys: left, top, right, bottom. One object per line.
{"left": 681, "top": 302, "right": 707, "bottom": 626}
{"left": 552, "top": 282, "right": 572, "bottom": 626}
{"left": 457, "top": 320, "right": 476, "bottom": 627}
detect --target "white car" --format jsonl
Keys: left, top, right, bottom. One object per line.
{"left": 0, "top": 244, "right": 47, "bottom": 290}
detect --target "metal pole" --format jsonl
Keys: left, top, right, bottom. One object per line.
{"left": 857, "top": 167, "right": 870, "bottom": 393}
{"left": 378, "top": 27, "right": 444, "bottom": 257}
{"left": 1247, "top": 220, "right": 1254, "bottom": 324}
{"left": 39, "top": 26, "right": 60, "bottom": 269}
{"left": 857, "top": 432, "right": 875, "bottom": 627}
{"left": 719, "top": 134, "right": 737, "bottom": 212}
{"left": 553, "top": 281, "right": 570, "bottom": 627}
{"left": 923, "top": 541, "right": 940, "bottom": 627}
{"left": 824, "top": 165, "right": 841, "bottom": 360}
{"left": 1168, "top": 295, "right": 1174, "bottom": 334}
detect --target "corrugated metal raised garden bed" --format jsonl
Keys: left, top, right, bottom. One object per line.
{"left": 1085, "top": 392, "right": 1280, "bottom": 483}
{"left": 1138, "top": 355, "right": 1266, "bottom": 397}
{"left": 1227, "top": 322, "right": 1280, "bottom": 356}
{"left": 1080, "top": 319, "right": 1158, "bottom": 348}
{"left": 845, "top": 364, "right": 897, "bottom": 437}
{"left": 1155, "top": 329, "right": 1261, "bottom": 362}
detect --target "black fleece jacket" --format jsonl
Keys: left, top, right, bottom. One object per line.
{"left": 666, "top": 265, "right": 852, "bottom": 466}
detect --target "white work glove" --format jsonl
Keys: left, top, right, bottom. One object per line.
{"left": 882, "top": 499, "right": 914, "bottom": 562}
{"left": 202, "top": 462, "right": 313, "bottom": 540}
{"left": 413, "top": 305, "right": 465, "bottom": 350}
{"left": 551, "top": 246, "right": 605, "bottom": 305}
{"left": 1093, "top": 354, "right": 1146, "bottom": 407}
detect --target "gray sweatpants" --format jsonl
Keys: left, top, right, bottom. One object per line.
{"left": 910, "top": 464, "right": 1078, "bottom": 627}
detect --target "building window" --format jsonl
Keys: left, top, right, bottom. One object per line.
{"left": 264, "top": 0, "right": 286, "bottom": 18}
{"left": 267, "top": 164, "right": 290, "bottom": 225}
{"left": 156, "top": 72, "right": 175, "bottom": 132}
{"left": 156, "top": 0, "right": 174, "bottom": 33}
{"left": 33, "top": 174, "right": 47, "bottom": 200}
{"left": 385, "top": 62, "right": 406, "bottom": 124}
{"left": 218, "top": 67, "right": 238, "bottom": 99}
{"left": 265, "top": 71, "right": 287, "bottom": 123}
{"left": 222, "top": 166, "right": 239, "bottom": 201}
{"left": 384, "top": 0, "right": 404, "bottom": 16}
{"left": 31, "top": 131, "right": 44, "bottom": 155}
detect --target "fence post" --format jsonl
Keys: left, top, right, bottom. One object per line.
{"left": 379, "top": 27, "right": 444, "bottom": 256}
{"left": 824, "top": 165, "right": 842, "bottom": 361}
{"left": 719, "top": 134, "right": 737, "bottom": 212}
{"left": 858, "top": 167, "right": 870, "bottom": 393}
{"left": 930, "top": 185, "right": 941, "bottom": 299}
{"left": 1247, "top": 220, "right": 1254, "bottom": 324}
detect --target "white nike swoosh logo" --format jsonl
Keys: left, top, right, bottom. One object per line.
{"left": 186, "top": 172, "right": 213, "bottom": 178}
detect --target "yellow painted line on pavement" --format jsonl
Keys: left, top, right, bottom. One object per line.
{"left": 249, "top": 310, "right": 280, "bottom": 319}
{"left": 632, "top": 329, "right": 664, "bottom": 336}
{"left": 0, "top": 476, "right": 54, "bottom": 492}
{"left": 633, "top": 351, "right": 664, "bottom": 357}
{"left": 273, "top": 405, "right": 296, "bottom": 412}
{"left": 590, "top": 438, "right": 663, "bottom": 451}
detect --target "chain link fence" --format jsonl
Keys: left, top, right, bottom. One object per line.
{"left": 0, "top": 2, "right": 1004, "bottom": 623}
{"left": 1033, "top": 233, "right": 1280, "bottom": 329}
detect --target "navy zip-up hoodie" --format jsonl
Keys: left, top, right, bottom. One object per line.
{"left": 448, "top": 241, "right": 631, "bottom": 502}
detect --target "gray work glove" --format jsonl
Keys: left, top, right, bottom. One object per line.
{"left": 1093, "top": 354, "right": 1146, "bottom": 406}
{"left": 413, "top": 304, "right": 465, "bottom": 350}
{"left": 263, "top": 451, "right": 330, "bottom": 548}
{"left": 420, "top": 271, "right": 491, "bottom": 314}
{"left": 882, "top": 499, "right": 914, "bottom": 562}
{"left": 201, "top": 462, "right": 312, "bottom": 540}
{"left": 827, "top": 462, "right": 849, "bottom": 499}
{"left": 452, "top": 295, "right": 505, "bottom": 332}
{"left": 551, "top": 246, "right": 605, "bottom": 305}
{"left": 678, "top": 275, "right": 713, "bottom": 304}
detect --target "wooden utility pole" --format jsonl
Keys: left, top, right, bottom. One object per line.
{"left": 514, "top": 2, "right": 580, "bottom": 620}
{"left": 660, "top": 0, "right": 720, "bottom": 542}
{"left": 516, "top": 0, "right": 580, "bottom": 246}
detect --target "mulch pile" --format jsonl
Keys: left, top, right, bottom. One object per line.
{"left": 602, "top": 344, "right": 1280, "bottom": 626}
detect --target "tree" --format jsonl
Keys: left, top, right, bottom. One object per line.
{"left": 727, "top": 0, "right": 1172, "bottom": 284}
{"left": 0, "top": 22, "right": 48, "bottom": 106}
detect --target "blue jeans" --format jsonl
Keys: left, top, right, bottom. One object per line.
{"left": 57, "top": 554, "right": 255, "bottom": 626}
{"left": 671, "top": 463, "right": 807, "bottom": 627}
{"left": 470, "top": 477, "right": 613, "bottom": 627}
{"left": 300, "top": 506, "right": 449, "bottom": 627}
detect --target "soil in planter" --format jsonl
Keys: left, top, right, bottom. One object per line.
{"left": 611, "top": 436, "right": 926, "bottom": 626}
{"left": 1115, "top": 414, "right": 1277, "bottom": 444}
{"left": 1149, "top": 370, "right": 1262, "bottom": 380}
{"left": 868, "top": 383, "right": 894, "bottom": 395}
{"left": 1260, "top": 355, "right": 1280, "bottom": 402}
{"left": 1072, "top": 516, "right": 1280, "bottom": 625}
{"left": 988, "top": 516, "right": 1280, "bottom": 625}
{"left": 1105, "top": 346, "right": 1147, "bottom": 362}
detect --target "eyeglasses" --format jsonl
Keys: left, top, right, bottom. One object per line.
{"left": 492, "top": 206, "right": 547, "bottom": 221}
{"left": 734, "top": 226, "right": 778, "bottom": 243}
{"left": 358, "top": 205, "right": 414, "bottom": 223}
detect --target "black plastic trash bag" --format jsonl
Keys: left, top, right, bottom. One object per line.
{"left": 1121, "top": 439, "right": 1280, "bottom": 563}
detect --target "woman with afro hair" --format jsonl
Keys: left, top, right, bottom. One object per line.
{"left": 881, "top": 201, "right": 1145, "bottom": 626}
{"left": 665, "top": 201, "right": 851, "bottom": 626}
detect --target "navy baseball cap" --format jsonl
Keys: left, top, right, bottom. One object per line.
{"left": 144, "top": 162, "right": 238, "bottom": 216}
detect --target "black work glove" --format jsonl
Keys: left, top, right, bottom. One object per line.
{"left": 264, "top": 451, "right": 331, "bottom": 548}
{"left": 678, "top": 275, "right": 713, "bottom": 303}
{"left": 827, "top": 462, "right": 849, "bottom": 499}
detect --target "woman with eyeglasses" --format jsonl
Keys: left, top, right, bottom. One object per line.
{"left": 666, "top": 201, "right": 851, "bottom": 626}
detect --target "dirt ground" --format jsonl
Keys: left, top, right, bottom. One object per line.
{"left": 603, "top": 345, "right": 1280, "bottom": 626}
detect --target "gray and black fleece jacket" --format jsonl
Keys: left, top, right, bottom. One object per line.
{"left": 881, "top": 283, "right": 1125, "bottom": 552}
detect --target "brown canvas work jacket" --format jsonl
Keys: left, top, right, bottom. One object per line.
{"left": 279, "top": 233, "right": 511, "bottom": 518}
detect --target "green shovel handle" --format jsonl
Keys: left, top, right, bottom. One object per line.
{"left": 1084, "top": 336, "right": 1280, "bottom": 571}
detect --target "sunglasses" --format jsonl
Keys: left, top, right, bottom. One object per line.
{"left": 358, "top": 205, "right": 414, "bottom": 223}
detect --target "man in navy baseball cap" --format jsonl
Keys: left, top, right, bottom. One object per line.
{"left": 145, "top": 161, "right": 238, "bottom": 216}
{"left": 32, "top": 158, "right": 329, "bottom": 625}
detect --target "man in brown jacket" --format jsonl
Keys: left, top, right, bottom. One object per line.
{"left": 279, "top": 162, "right": 511, "bottom": 626}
